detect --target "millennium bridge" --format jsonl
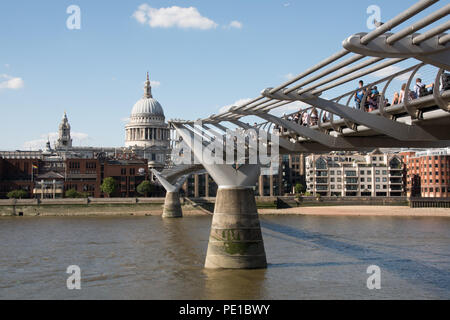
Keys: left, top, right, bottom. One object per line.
{"left": 153, "top": 0, "right": 450, "bottom": 269}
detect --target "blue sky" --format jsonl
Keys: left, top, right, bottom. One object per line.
{"left": 0, "top": 0, "right": 438, "bottom": 150}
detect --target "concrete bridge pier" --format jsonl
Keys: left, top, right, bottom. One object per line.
{"left": 151, "top": 169, "right": 187, "bottom": 219}
{"left": 163, "top": 191, "right": 183, "bottom": 218}
{"left": 172, "top": 124, "right": 268, "bottom": 269}
{"left": 205, "top": 181, "right": 267, "bottom": 269}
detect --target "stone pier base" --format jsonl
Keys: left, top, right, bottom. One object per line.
{"left": 205, "top": 187, "right": 267, "bottom": 269}
{"left": 162, "top": 192, "right": 182, "bottom": 218}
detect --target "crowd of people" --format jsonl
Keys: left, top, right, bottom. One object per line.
{"left": 354, "top": 78, "right": 434, "bottom": 111}
{"left": 272, "top": 76, "right": 441, "bottom": 135}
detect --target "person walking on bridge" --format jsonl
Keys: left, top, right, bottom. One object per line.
{"left": 354, "top": 80, "right": 364, "bottom": 109}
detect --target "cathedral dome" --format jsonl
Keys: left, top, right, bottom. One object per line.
{"left": 131, "top": 97, "right": 164, "bottom": 117}
{"left": 125, "top": 73, "right": 170, "bottom": 150}
{"left": 129, "top": 72, "right": 165, "bottom": 118}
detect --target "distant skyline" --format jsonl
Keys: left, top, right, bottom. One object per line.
{"left": 0, "top": 0, "right": 441, "bottom": 150}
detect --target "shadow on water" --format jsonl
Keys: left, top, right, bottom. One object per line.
{"left": 268, "top": 261, "right": 364, "bottom": 268}
{"left": 260, "top": 219, "right": 450, "bottom": 294}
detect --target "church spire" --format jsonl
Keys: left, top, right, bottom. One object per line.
{"left": 144, "top": 72, "right": 152, "bottom": 98}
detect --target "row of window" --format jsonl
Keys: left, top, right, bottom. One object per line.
{"left": 311, "top": 184, "right": 391, "bottom": 190}
{"left": 68, "top": 162, "right": 97, "bottom": 169}
{"left": 421, "top": 187, "right": 450, "bottom": 192}
{"left": 408, "top": 179, "right": 449, "bottom": 184}
{"left": 311, "top": 177, "right": 395, "bottom": 183}
{"left": 312, "top": 169, "right": 397, "bottom": 175}
{"left": 120, "top": 168, "right": 136, "bottom": 175}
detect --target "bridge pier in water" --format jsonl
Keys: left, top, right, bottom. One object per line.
{"left": 163, "top": 191, "right": 182, "bottom": 218}
{"left": 172, "top": 124, "right": 269, "bottom": 269}
{"left": 205, "top": 183, "right": 267, "bottom": 269}
{"left": 151, "top": 169, "right": 187, "bottom": 219}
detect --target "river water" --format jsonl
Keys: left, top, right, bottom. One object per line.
{"left": 0, "top": 215, "right": 449, "bottom": 299}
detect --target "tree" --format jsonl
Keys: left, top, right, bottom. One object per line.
{"left": 7, "top": 189, "right": 27, "bottom": 199}
{"left": 65, "top": 188, "right": 87, "bottom": 198}
{"left": 294, "top": 183, "right": 305, "bottom": 195}
{"left": 136, "top": 180, "right": 154, "bottom": 197}
{"left": 100, "top": 177, "right": 118, "bottom": 197}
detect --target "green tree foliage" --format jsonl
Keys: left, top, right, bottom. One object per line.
{"left": 294, "top": 183, "right": 306, "bottom": 194}
{"left": 65, "top": 188, "right": 88, "bottom": 198}
{"left": 136, "top": 180, "right": 154, "bottom": 197}
{"left": 7, "top": 189, "right": 27, "bottom": 199}
{"left": 100, "top": 177, "right": 118, "bottom": 197}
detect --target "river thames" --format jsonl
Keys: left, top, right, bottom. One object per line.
{"left": 0, "top": 215, "right": 449, "bottom": 299}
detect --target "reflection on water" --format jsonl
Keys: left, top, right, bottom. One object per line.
{"left": 0, "top": 215, "right": 449, "bottom": 299}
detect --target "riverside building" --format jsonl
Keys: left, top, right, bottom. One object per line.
{"left": 305, "top": 150, "right": 406, "bottom": 197}
{"left": 402, "top": 148, "right": 450, "bottom": 198}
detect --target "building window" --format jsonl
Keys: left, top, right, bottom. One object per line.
{"left": 315, "top": 158, "right": 327, "bottom": 170}
{"left": 121, "top": 168, "right": 126, "bottom": 175}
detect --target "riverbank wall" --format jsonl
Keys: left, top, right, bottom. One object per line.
{"left": 0, "top": 196, "right": 411, "bottom": 217}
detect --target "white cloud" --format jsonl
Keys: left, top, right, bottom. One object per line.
{"left": 269, "top": 101, "right": 309, "bottom": 116}
{"left": 219, "top": 98, "right": 253, "bottom": 114}
{"left": 121, "top": 117, "right": 130, "bottom": 123}
{"left": 133, "top": 4, "right": 218, "bottom": 30}
{"left": 284, "top": 73, "right": 295, "bottom": 80}
{"left": 4, "top": 64, "right": 10, "bottom": 68}
{"left": 284, "top": 3, "right": 291, "bottom": 7}
{"left": 0, "top": 74, "right": 24, "bottom": 90}
{"left": 370, "top": 65, "right": 418, "bottom": 82}
{"left": 228, "top": 21, "right": 242, "bottom": 29}
{"left": 23, "top": 132, "right": 91, "bottom": 150}
{"left": 150, "top": 80, "right": 160, "bottom": 87}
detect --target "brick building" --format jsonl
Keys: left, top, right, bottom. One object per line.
{"left": 402, "top": 148, "right": 450, "bottom": 198}
{"left": 0, "top": 152, "right": 150, "bottom": 199}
